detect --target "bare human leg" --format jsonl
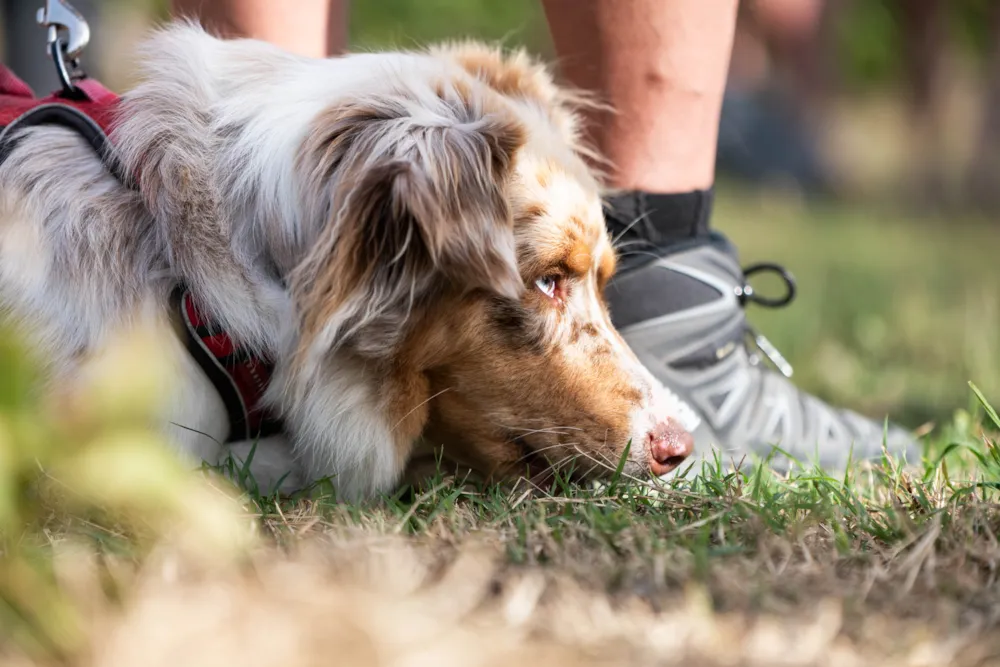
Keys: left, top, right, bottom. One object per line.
{"left": 541, "top": 0, "right": 738, "bottom": 192}
{"left": 170, "top": 0, "right": 349, "bottom": 57}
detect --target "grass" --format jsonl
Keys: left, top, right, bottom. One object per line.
{"left": 2, "top": 188, "right": 1000, "bottom": 666}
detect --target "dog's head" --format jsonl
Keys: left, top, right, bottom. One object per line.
{"left": 290, "top": 43, "right": 696, "bottom": 492}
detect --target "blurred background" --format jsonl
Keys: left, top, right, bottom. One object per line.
{"left": 1, "top": 0, "right": 998, "bottom": 429}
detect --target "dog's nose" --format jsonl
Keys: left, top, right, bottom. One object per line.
{"left": 647, "top": 418, "right": 694, "bottom": 476}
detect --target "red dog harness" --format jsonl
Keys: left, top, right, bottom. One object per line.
{"left": 0, "top": 65, "right": 281, "bottom": 443}
{"left": 0, "top": 65, "right": 127, "bottom": 179}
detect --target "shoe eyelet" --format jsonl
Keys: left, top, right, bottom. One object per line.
{"left": 740, "top": 263, "right": 797, "bottom": 308}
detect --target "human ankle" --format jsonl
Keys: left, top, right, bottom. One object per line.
{"left": 604, "top": 188, "right": 715, "bottom": 272}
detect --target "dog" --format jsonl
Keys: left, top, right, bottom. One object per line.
{"left": 0, "top": 22, "right": 699, "bottom": 499}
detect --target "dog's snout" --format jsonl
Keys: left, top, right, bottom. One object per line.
{"left": 647, "top": 418, "right": 694, "bottom": 476}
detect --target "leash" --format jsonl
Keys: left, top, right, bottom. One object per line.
{"left": 37, "top": 0, "right": 90, "bottom": 98}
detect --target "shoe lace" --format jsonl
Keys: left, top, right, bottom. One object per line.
{"left": 737, "top": 262, "right": 796, "bottom": 378}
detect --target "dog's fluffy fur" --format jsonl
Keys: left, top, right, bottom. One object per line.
{"left": 0, "top": 23, "right": 697, "bottom": 499}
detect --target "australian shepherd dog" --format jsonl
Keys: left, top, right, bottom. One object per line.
{"left": 0, "top": 22, "right": 697, "bottom": 499}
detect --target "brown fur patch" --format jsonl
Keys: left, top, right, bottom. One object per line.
{"left": 436, "top": 43, "right": 557, "bottom": 107}
{"left": 597, "top": 249, "right": 617, "bottom": 292}
{"left": 410, "top": 284, "right": 646, "bottom": 480}
{"left": 535, "top": 162, "right": 554, "bottom": 189}
{"left": 564, "top": 237, "right": 592, "bottom": 277}
{"left": 381, "top": 366, "right": 432, "bottom": 467}
{"left": 520, "top": 201, "right": 548, "bottom": 222}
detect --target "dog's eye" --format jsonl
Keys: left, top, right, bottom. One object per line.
{"left": 534, "top": 276, "right": 558, "bottom": 299}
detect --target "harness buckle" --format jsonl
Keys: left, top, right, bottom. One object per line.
{"left": 36, "top": 0, "right": 91, "bottom": 97}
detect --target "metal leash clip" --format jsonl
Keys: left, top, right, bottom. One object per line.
{"left": 37, "top": 0, "right": 91, "bottom": 96}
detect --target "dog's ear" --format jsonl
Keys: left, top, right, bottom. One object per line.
{"left": 340, "top": 109, "right": 524, "bottom": 300}
{"left": 293, "top": 84, "right": 526, "bottom": 356}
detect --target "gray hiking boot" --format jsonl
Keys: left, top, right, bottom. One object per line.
{"left": 606, "top": 232, "right": 921, "bottom": 472}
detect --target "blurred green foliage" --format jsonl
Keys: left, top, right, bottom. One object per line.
{"left": 835, "top": 0, "right": 996, "bottom": 90}
{"left": 834, "top": 2, "right": 903, "bottom": 88}
{"left": 136, "top": 0, "right": 553, "bottom": 53}
{"left": 350, "top": 0, "right": 551, "bottom": 54}
{"left": 0, "top": 323, "right": 252, "bottom": 661}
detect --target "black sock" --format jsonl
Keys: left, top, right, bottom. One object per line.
{"left": 604, "top": 188, "right": 714, "bottom": 273}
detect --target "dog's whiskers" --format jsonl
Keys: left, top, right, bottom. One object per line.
{"left": 614, "top": 249, "right": 667, "bottom": 263}
{"left": 512, "top": 440, "right": 580, "bottom": 466}
{"left": 610, "top": 212, "right": 650, "bottom": 249}
{"left": 392, "top": 387, "right": 452, "bottom": 432}
{"left": 612, "top": 239, "right": 657, "bottom": 251}
{"left": 501, "top": 425, "right": 584, "bottom": 438}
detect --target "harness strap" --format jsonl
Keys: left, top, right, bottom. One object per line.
{"left": 0, "top": 102, "right": 133, "bottom": 185}
{"left": 0, "top": 65, "right": 131, "bottom": 184}
{"left": 172, "top": 286, "right": 283, "bottom": 443}
{"left": 72, "top": 77, "right": 119, "bottom": 105}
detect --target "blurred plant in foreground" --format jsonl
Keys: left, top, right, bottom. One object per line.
{"left": 0, "top": 319, "right": 254, "bottom": 661}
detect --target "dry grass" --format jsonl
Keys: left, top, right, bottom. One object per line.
{"left": 5, "top": 492, "right": 1000, "bottom": 667}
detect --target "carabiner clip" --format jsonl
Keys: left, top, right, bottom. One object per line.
{"left": 37, "top": 0, "right": 91, "bottom": 97}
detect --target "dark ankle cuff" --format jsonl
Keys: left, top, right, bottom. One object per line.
{"left": 604, "top": 188, "right": 714, "bottom": 271}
